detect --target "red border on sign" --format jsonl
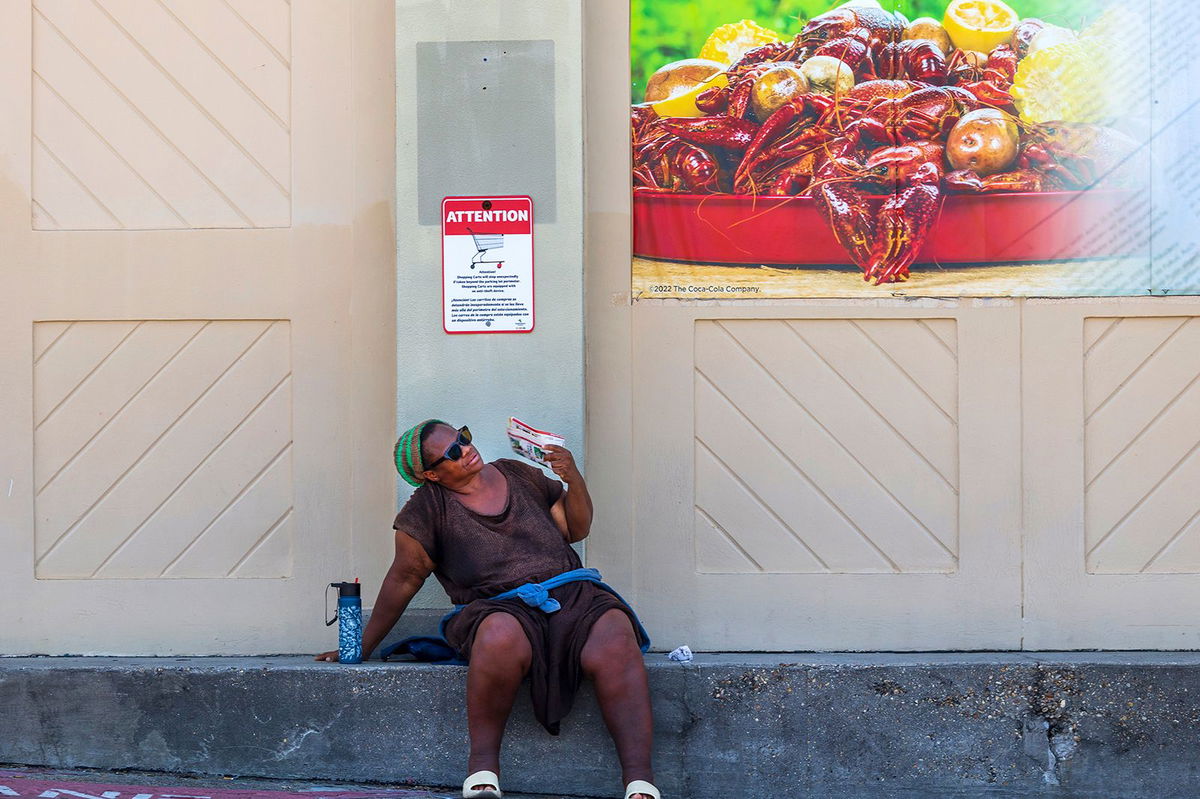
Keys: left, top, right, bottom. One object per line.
{"left": 441, "top": 195, "right": 535, "bottom": 335}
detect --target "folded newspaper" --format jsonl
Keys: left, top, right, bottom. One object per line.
{"left": 507, "top": 416, "right": 564, "bottom": 466}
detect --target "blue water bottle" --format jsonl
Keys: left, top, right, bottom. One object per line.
{"left": 325, "top": 580, "right": 363, "bottom": 664}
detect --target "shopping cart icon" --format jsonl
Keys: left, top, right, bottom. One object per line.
{"left": 467, "top": 227, "right": 504, "bottom": 269}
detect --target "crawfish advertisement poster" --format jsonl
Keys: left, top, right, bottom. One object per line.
{"left": 630, "top": 0, "right": 1200, "bottom": 298}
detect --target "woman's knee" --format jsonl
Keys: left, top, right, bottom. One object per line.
{"left": 472, "top": 612, "right": 532, "bottom": 669}
{"left": 581, "top": 610, "right": 642, "bottom": 677}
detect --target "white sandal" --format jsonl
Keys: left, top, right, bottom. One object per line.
{"left": 624, "top": 780, "right": 661, "bottom": 799}
{"left": 462, "top": 770, "right": 501, "bottom": 798}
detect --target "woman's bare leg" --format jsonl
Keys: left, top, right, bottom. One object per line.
{"left": 466, "top": 612, "right": 532, "bottom": 790}
{"left": 581, "top": 608, "right": 654, "bottom": 795}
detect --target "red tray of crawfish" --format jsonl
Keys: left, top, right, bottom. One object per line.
{"left": 632, "top": 189, "right": 1144, "bottom": 266}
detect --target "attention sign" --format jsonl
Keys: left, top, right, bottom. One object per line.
{"left": 441, "top": 196, "right": 534, "bottom": 334}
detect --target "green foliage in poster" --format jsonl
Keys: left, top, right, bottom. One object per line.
{"left": 631, "top": 0, "right": 1106, "bottom": 101}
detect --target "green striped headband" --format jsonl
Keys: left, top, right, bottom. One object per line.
{"left": 394, "top": 418, "right": 447, "bottom": 487}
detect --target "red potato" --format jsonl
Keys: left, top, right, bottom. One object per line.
{"left": 946, "top": 108, "right": 1019, "bottom": 175}
{"left": 644, "top": 58, "right": 726, "bottom": 103}
{"left": 903, "top": 17, "right": 953, "bottom": 55}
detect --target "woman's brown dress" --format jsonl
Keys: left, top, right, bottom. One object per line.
{"left": 392, "top": 458, "right": 647, "bottom": 735}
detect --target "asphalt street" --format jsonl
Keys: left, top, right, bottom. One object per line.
{"left": 0, "top": 767, "right": 577, "bottom": 799}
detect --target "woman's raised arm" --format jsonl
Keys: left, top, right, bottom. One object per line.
{"left": 544, "top": 445, "right": 593, "bottom": 543}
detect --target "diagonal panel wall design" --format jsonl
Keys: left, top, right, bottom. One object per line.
{"left": 1084, "top": 316, "right": 1200, "bottom": 574}
{"left": 694, "top": 319, "right": 959, "bottom": 574}
{"left": 33, "top": 320, "right": 294, "bottom": 578}
{"left": 31, "top": 0, "right": 291, "bottom": 229}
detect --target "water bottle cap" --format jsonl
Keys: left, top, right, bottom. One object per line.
{"left": 332, "top": 581, "right": 360, "bottom": 597}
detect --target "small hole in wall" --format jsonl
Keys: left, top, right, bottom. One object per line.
{"left": 482, "top": 86, "right": 487, "bottom": 90}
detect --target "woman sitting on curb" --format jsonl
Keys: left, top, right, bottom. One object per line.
{"left": 316, "top": 419, "right": 660, "bottom": 799}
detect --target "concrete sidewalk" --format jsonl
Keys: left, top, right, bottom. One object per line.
{"left": 4, "top": 653, "right": 1200, "bottom": 798}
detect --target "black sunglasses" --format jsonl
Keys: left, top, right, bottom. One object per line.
{"left": 426, "top": 426, "right": 473, "bottom": 469}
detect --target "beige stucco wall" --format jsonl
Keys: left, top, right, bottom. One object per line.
{"left": 583, "top": 2, "right": 1200, "bottom": 650}
{"left": 0, "top": 1, "right": 397, "bottom": 655}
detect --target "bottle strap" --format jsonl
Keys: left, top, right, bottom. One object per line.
{"left": 324, "top": 583, "right": 339, "bottom": 626}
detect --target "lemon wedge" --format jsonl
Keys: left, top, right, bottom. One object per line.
{"left": 942, "top": 0, "right": 1018, "bottom": 54}
{"left": 699, "top": 20, "right": 782, "bottom": 66}
{"left": 651, "top": 71, "right": 729, "bottom": 118}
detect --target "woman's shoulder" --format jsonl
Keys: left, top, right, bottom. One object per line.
{"left": 393, "top": 481, "right": 443, "bottom": 530}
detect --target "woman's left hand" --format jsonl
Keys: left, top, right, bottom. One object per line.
{"left": 543, "top": 445, "right": 582, "bottom": 484}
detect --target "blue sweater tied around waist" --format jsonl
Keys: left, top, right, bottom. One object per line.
{"left": 379, "top": 567, "right": 651, "bottom": 664}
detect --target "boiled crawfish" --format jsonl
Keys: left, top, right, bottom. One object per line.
{"left": 734, "top": 93, "right": 836, "bottom": 193}
{"left": 633, "top": 115, "right": 761, "bottom": 193}
{"left": 730, "top": 82, "right": 976, "bottom": 283}
{"left": 811, "top": 85, "right": 978, "bottom": 283}
{"left": 800, "top": 5, "right": 947, "bottom": 83}
{"left": 948, "top": 44, "right": 1018, "bottom": 108}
